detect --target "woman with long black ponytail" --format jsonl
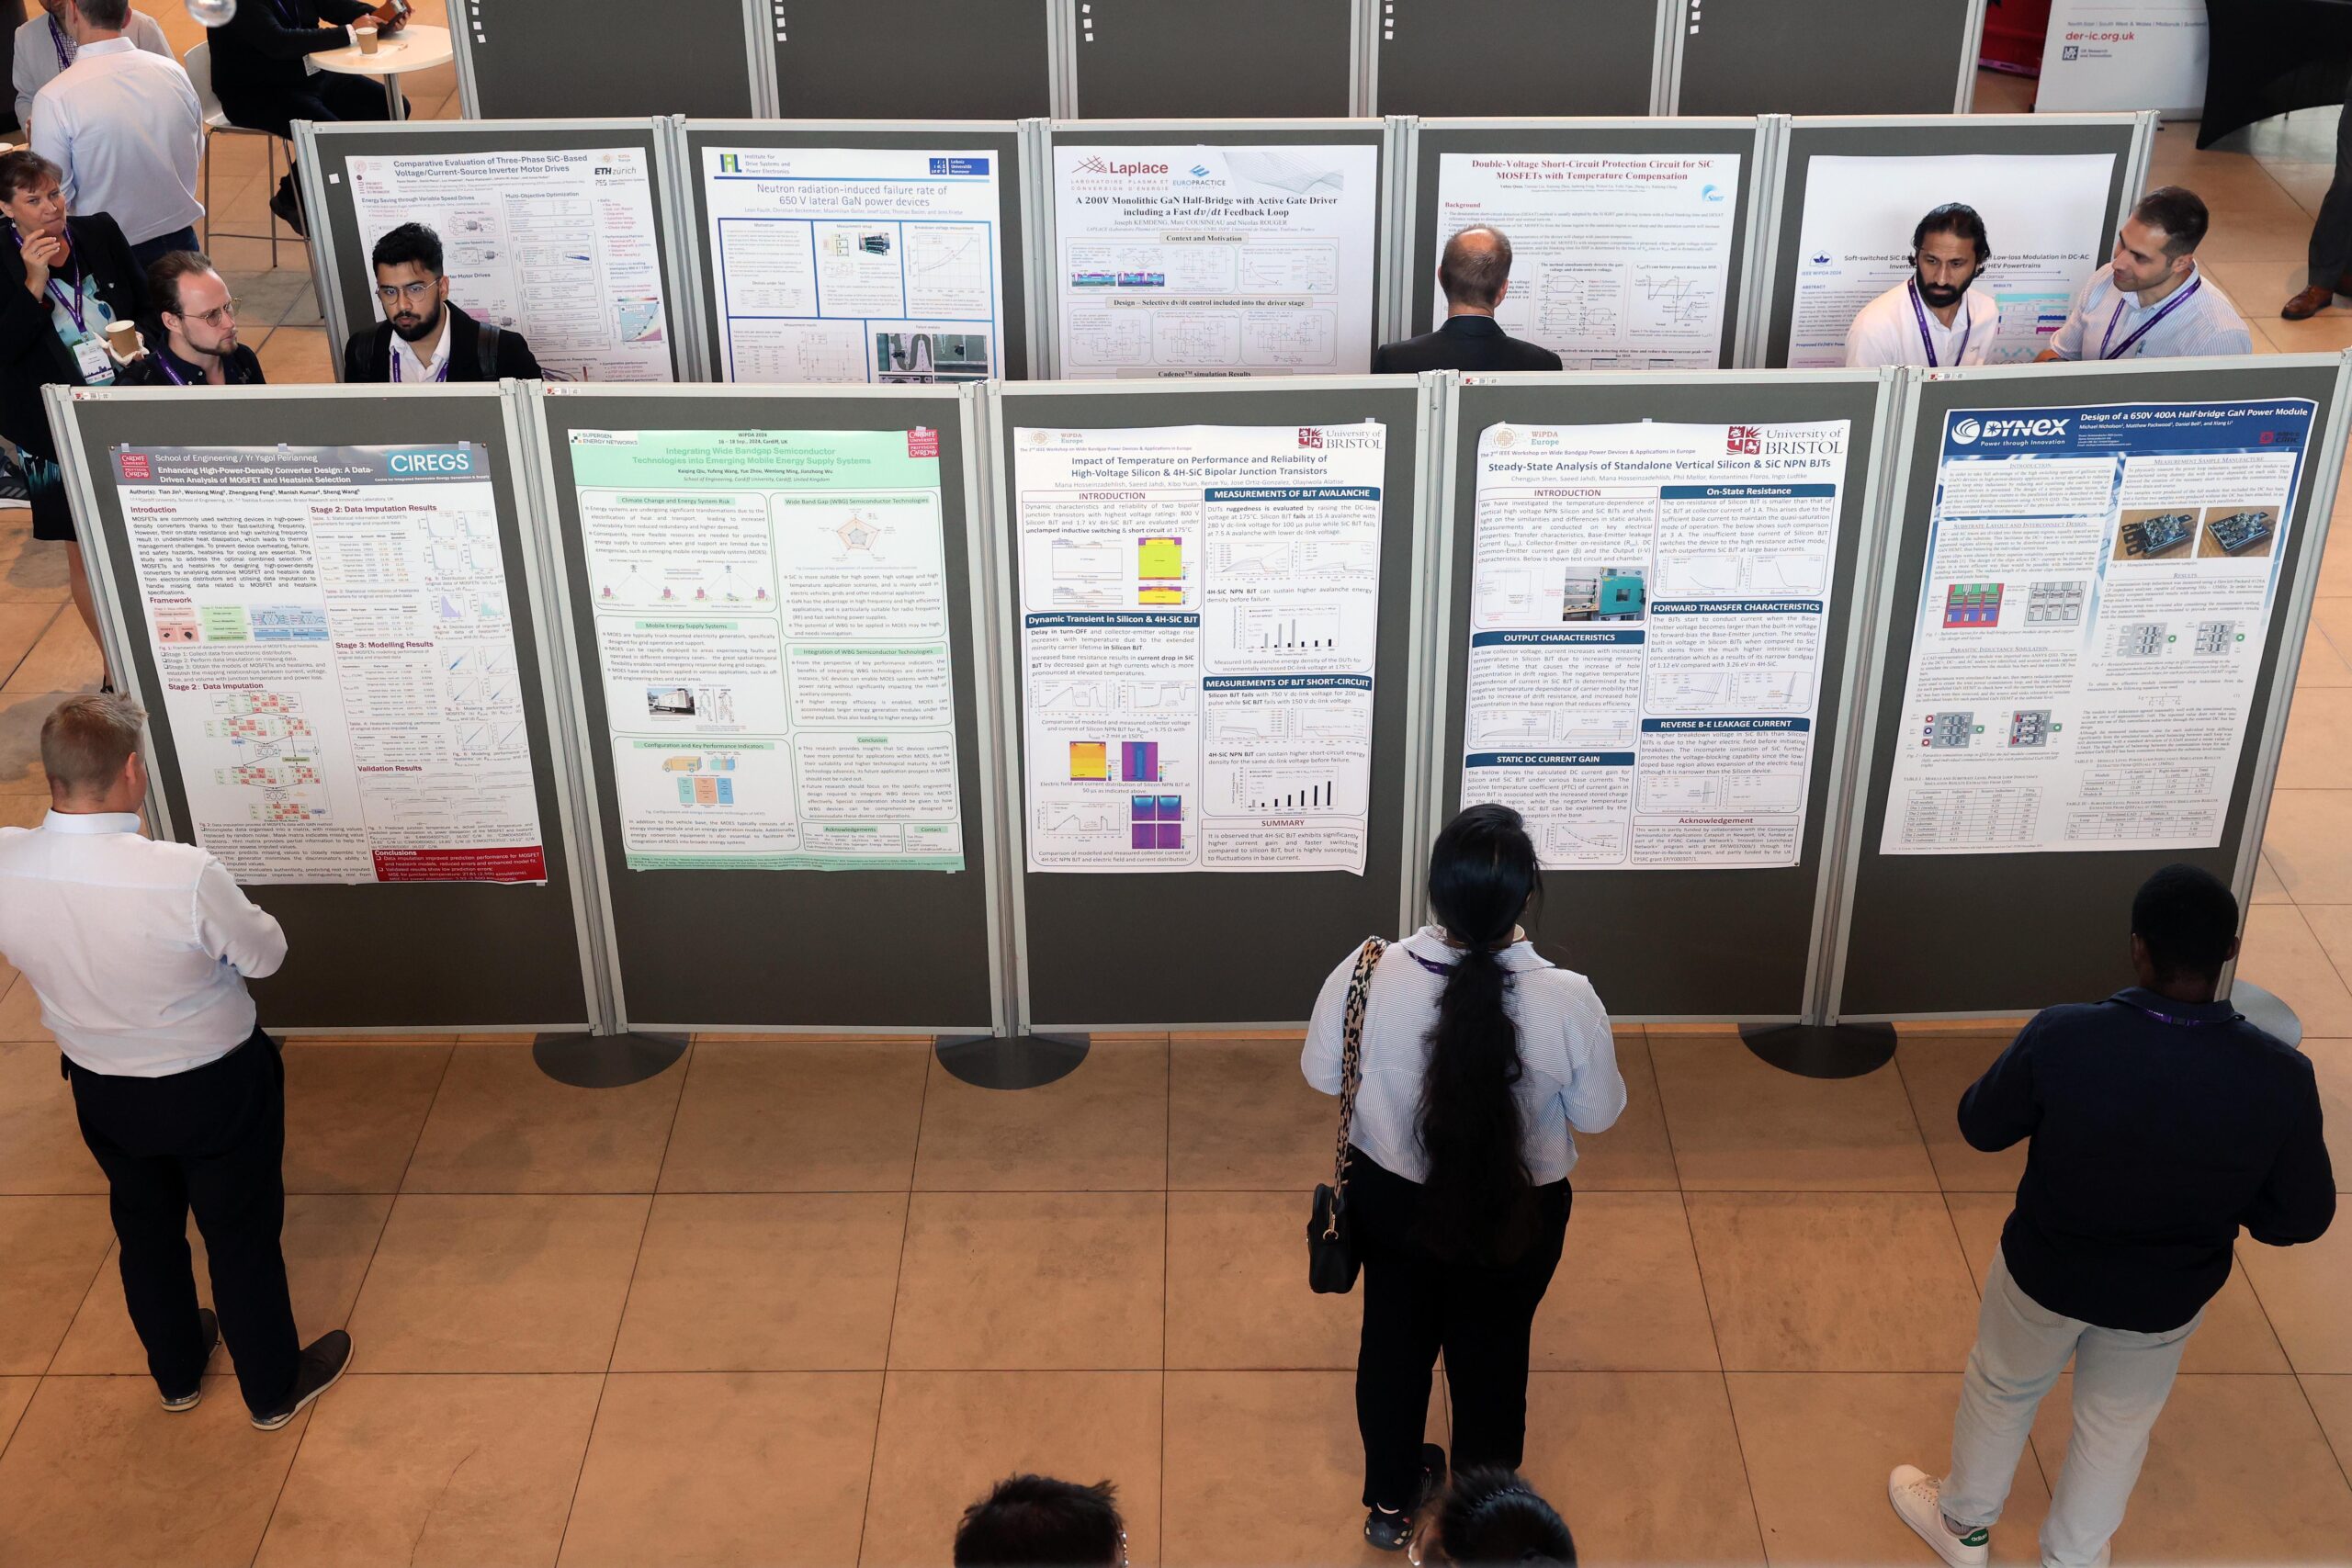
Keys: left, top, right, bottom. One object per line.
{"left": 1304, "top": 804, "right": 1626, "bottom": 1551}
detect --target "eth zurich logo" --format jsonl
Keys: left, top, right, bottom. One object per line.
{"left": 1951, "top": 418, "right": 1984, "bottom": 445}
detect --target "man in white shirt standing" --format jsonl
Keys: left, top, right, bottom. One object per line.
{"left": 1845, "top": 204, "right": 2002, "bottom": 369}
{"left": 2038, "top": 187, "right": 2254, "bottom": 362}
{"left": 13, "top": 0, "right": 173, "bottom": 135}
{"left": 0, "top": 694, "right": 351, "bottom": 1430}
{"left": 28, "top": 0, "right": 201, "bottom": 269}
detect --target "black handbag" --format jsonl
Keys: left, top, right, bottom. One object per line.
{"left": 1307, "top": 935, "right": 1386, "bottom": 1294}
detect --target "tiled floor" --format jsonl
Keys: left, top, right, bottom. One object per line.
{"left": 1, "top": 63, "right": 2351, "bottom": 1568}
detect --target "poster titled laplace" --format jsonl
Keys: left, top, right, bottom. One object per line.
{"left": 116, "top": 443, "right": 548, "bottom": 885}
{"left": 1881, "top": 398, "right": 2313, "bottom": 855}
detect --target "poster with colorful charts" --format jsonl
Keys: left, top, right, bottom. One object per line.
{"left": 570, "top": 426, "right": 966, "bottom": 871}
{"left": 1014, "top": 422, "right": 1385, "bottom": 873}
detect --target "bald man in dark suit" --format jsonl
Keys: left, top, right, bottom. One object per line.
{"left": 1373, "top": 225, "right": 1562, "bottom": 374}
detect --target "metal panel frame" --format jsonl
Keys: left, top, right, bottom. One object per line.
{"left": 448, "top": 8, "right": 481, "bottom": 120}
{"left": 987, "top": 374, "right": 1441, "bottom": 1034}
{"left": 43, "top": 380, "right": 604, "bottom": 1036}
{"left": 745, "top": 0, "right": 781, "bottom": 117}
{"left": 1655, "top": 0, "right": 1686, "bottom": 116}
{"left": 1957, "top": 0, "right": 1992, "bottom": 112}
{"left": 518, "top": 379, "right": 1008, "bottom": 1037}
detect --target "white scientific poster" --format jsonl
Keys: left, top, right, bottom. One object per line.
{"left": 1014, "top": 423, "right": 1385, "bottom": 873}
{"left": 1881, "top": 399, "right": 2315, "bottom": 856}
{"left": 701, "top": 146, "right": 1005, "bottom": 385}
{"left": 116, "top": 444, "right": 547, "bottom": 885}
{"left": 1430, "top": 151, "right": 1741, "bottom": 368}
{"left": 570, "top": 426, "right": 964, "bottom": 872}
{"left": 1789, "top": 153, "right": 2118, "bottom": 367}
{"left": 1462, "top": 419, "right": 1850, "bottom": 870}
{"left": 1052, "top": 143, "right": 1380, "bottom": 378}
{"left": 345, "top": 146, "right": 673, "bottom": 382}
{"left": 2038, "top": 4, "right": 2210, "bottom": 115}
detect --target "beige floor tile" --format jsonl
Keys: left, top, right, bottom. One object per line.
{"left": 345, "top": 1193, "right": 648, "bottom": 1372}
{"left": 0, "top": 1375, "right": 31, "bottom": 1452}
{"left": 660, "top": 1040, "right": 927, "bottom": 1192}
{"left": 2027, "top": 1372, "right": 2352, "bottom": 1560}
{"left": 0, "top": 692, "right": 59, "bottom": 792}
{"left": 2259, "top": 159, "right": 2336, "bottom": 214}
{"left": 1163, "top": 1371, "right": 1389, "bottom": 1567}
{"left": 2199, "top": 255, "right": 2310, "bottom": 320}
{"left": 2309, "top": 593, "right": 2352, "bottom": 671}
{"left": 2235, "top": 903, "right": 2352, "bottom": 1036}
{"left": 0, "top": 605, "right": 98, "bottom": 694}
{"left": 1166, "top": 1190, "right": 1360, "bottom": 1370}
{"left": 1684, "top": 1193, "right": 1980, "bottom": 1371}
{"left": 612, "top": 1192, "right": 906, "bottom": 1371}
{"left": 1942, "top": 1193, "right": 2289, "bottom": 1374}
{"left": 2300, "top": 616, "right": 2352, "bottom": 685}
{"left": 1653, "top": 1035, "right": 1938, "bottom": 1191}
{"left": 254, "top": 324, "right": 333, "bottom": 385}
{"left": 916, "top": 1040, "right": 1167, "bottom": 1190}
{"left": 1567, "top": 1030, "right": 1681, "bottom": 1190}
{"left": 2279, "top": 684, "right": 2352, "bottom": 788}
{"left": 2259, "top": 308, "right": 2352, "bottom": 353}
{"left": 2252, "top": 851, "right": 2290, "bottom": 904}
{"left": 2264, "top": 790, "right": 2352, "bottom": 902}
{"left": 861, "top": 1371, "right": 1163, "bottom": 1567}
{"left": 402, "top": 1041, "right": 683, "bottom": 1194}
{"left": 0, "top": 1373, "right": 311, "bottom": 1567}
{"left": 0, "top": 529, "right": 71, "bottom": 607}
{"left": 0, "top": 1039, "right": 101, "bottom": 1193}
{"left": 1895, "top": 1034, "right": 2029, "bottom": 1193}
{"left": 0, "top": 1195, "right": 112, "bottom": 1372}
{"left": 889, "top": 1191, "right": 1164, "bottom": 1371}
{"left": 2305, "top": 1373, "right": 2352, "bottom": 1472}
{"left": 1521, "top": 1371, "right": 1762, "bottom": 1562}
{"left": 0, "top": 971, "right": 51, "bottom": 1040}
{"left": 1168, "top": 1036, "right": 1336, "bottom": 1190}
{"left": 256, "top": 1373, "right": 599, "bottom": 1568}
{"left": 0, "top": 602, "right": 56, "bottom": 686}
{"left": 282, "top": 1041, "right": 448, "bottom": 1194}
{"left": 2235, "top": 1225, "right": 2352, "bottom": 1373}
{"left": 2304, "top": 1036, "right": 2352, "bottom": 1189}
{"left": 1532, "top": 1190, "right": 1717, "bottom": 1371}
{"left": 558, "top": 1371, "right": 881, "bottom": 1568}
{"left": 1728, "top": 1371, "right": 2052, "bottom": 1564}
{"left": 50, "top": 1192, "right": 391, "bottom": 1376}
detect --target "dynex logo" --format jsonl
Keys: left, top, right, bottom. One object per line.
{"left": 390, "top": 448, "right": 472, "bottom": 475}
{"left": 1073, "top": 156, "right": 1170, "bottom": 175}
{"left": 1950, "top": 415, "right": 2069, "bottom": 446}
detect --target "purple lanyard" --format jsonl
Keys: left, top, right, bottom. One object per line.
{"left": 48, "top": 16, "right": 73, "bottom": 71}
{"left": 153, "top": 353, "right": 190, "bottom": 386}
{"left": 1907, "top": 280, "right": 1971, "bottom": 367}
{"left": 2099, "top": 276, "right": 2200, "bottom": 360}
{"left": 44, "top": 261, "right": 86, "bottom": 334}
{"left": 390, "top": 349, "right": 448, "bottom": 383}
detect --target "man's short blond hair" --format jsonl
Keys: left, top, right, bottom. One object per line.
{"left": 40, "top": 693, "right": 145, "bottom": 797}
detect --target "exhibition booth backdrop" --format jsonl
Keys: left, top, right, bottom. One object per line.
{"left": 45, "top": 355, "right": 2349, "bottom": 1044}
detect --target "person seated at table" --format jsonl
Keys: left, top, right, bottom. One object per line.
{"left": 119, "top": 249, "right": 262, "bottom": 387}
{"left": 14, "top": 0, "right": 174, "bottom": 135}
{"left": 1845, "top": 204, "right": 2000, "bottom": 368}
{"left": 2036, "top": 187, "right": 2252, "bottom": 362}
{"left": 343, "top": 221, "right": 540, "bottom": 384}
{"left": 202, "top": 0, "right": 408, "bottom": 237}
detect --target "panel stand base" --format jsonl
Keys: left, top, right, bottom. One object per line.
{"left": 1738, "top": 1021, "right": 1898, "bottom": 1079}
{"left": 2226, "top": 980, "right": 2304, "bottom": 1050}
{"left": 933, "top": 1032, "right": 1090, "bottom": 1090}
{"left": 531, "top": 1031, "right": 688, "bottom": 1088}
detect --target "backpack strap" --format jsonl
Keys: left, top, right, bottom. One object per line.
{"left": 475, "top": 319, "right": 503, "bottom": 380}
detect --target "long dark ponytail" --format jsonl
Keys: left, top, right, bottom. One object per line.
{"left": 1416, "top": 803, "right": 1542, "bottom": 1264}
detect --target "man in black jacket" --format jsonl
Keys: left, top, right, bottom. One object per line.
{"left": 119, "top": 249, "right": 263, "bottom": 387}
{"left": 203, "top": 0, "right": 408, "bottom": 234}
{"left": 1371, "top": 226, "right": 1561, "bottom": 375}
{"left": 343, "top": 221, "right": 541, "bottom": 384}
{"left": 1888, "top": 863, "right": 2335, "bottom": 1568}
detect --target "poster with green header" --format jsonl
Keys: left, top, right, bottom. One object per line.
{"left": 570, "top": 427, "right": 965, "bottom": 871}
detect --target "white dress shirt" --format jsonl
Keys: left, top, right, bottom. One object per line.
{"left": 1845, "top": 281, "right": 2001, "bottom": 369}
{"left": 30, "top": 36, "right": 203, "bottom": 247}
{"left": 0, "top": 811, "right": 287, "bottom": 1077}
{"left": 2046, "top": 261, "right": 2254, "bottom": 361}
{"left": 12, "top": 9, "right": 174, "bottom": 136}
{"left": 1302, "top": 927, "right": 1626, "bottom": 1184}
{"left": 390, "top": 313, "right": 453, "bottom": 383}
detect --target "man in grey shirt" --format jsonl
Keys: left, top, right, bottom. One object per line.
{"left": 12, "top": 0, "right": 170, "bottom": 133}
{"left": 2037, "top": 187, "right": 2253, "bottom": 362}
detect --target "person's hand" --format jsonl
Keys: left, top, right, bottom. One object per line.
{"left": 371, "top": 2, "right": 407, "bottom": 33}
{"left": 105, "top": 332, "right": 146, "bottom": 365}
{"left": 19, "top": 231, "right": 65, "bottom": 294}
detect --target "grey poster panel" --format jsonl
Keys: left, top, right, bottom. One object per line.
{"left": 303, "top": 122, "right": 684, "bottom": 382}
{"left": 464, "top": 0, "right": 754, "bottom": 118}
{"left": 1677, "top": 0, "right": 1975, "bottom": 115}
{"left": 1070, "top": 0, "right": 1354, "bottom": 118}
{"left": 1439, "top": 376, "right": 1885, "bottom": 1020}
{"left": 1376, "top": 0, "right": 1657, "bottom": 118}
{"left": 1002, "top": 382, "right": 1423, "bottom": 1028}
{"left": 681, "top": 122, "right": 1033, "bottom": 385}
{"left": 1765, "top": 120, "right": 2139, "bottom": 368}
{"left": 1838, "top": 362, "right": 2343, "bottom": 1019}
{"left": 775, "top": 0, "right": 1054, "bottom": 118}
{"left": 65, "top": 390, "right": 593, "bottom": 1031}
{"left": 534, "top": 389, "right": 995, "bottom": 1030}
{"left": 1409, "top": 122, "right": 1758, "bottom": 369}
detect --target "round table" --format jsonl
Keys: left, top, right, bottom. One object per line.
{"left": 308, "top": 23, "right": 454, "bottom": 123}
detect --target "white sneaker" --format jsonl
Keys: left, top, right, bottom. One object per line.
{"left": 1889, "top": 1464, "right": 1989, "bottom": 1568}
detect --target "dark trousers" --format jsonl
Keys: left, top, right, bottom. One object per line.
{"left": 216, "top": 73, "right": 403, "bottom": 141}
{"left": 2311, "top": 66, "right": 2352, "bottom": 287}
{"left": 129, "top": 227, "right": 200, "bottom": 272}
{"left": 1350, "top": 1148, "right": 1570, "bottom": 1510}
{"left": 67, "top": 1026, "right": 300, "bottom": 1414}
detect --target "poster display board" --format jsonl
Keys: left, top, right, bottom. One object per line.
{"left": 1672, "top": 0, "right": 1981, "bottom": 115}
{"left": 1458, "top": 416, "right": 1850, "bottom": 870}
{"left": 452, "top": 0, "right": 758, "bottom": 119}
{"left": 1374, "top": 0, "right": 1662, "bottom": 117}
{"left": 568, "top": 425, "right": 967, "bottom": 871}
{"left": 1012, "top": 422, "right": 1385, "bottom": 874}
{"left": 772, "top": 0, "right": 1055, "bottom": 120}
{"left": 1047, "top": 124, "right": 1386, "bottom": 378}
{"left": 1878, "top": 397, "right": 2314, "bottom": 856}
{"left": 1068, "top": 0, "right": 1359, "bottom": 118}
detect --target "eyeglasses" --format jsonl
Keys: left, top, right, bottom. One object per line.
{"left": 179, "top": 300, "right": 237, "bottom": 326}
{"left": 374, "top": 280, "right": 437, "bottom": 303}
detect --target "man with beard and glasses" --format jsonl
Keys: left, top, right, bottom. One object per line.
{"left": 2038, "top": 186, "right": 2250, "bottom": 362}
{"left": 119, "top": 250, "right": 263, "bottom": 387}
{"left": 341, "top": 221, "right": 541, "bottom": 385}
{"left": 1844, "top": 203, "right": 2000, "bottom": 369}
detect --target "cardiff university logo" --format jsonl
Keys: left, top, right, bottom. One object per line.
{"left": 1726, "top": 426, "right": 1762, "bottom": 456}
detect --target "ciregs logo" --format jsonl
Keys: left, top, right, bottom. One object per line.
{"left": 1952, "top": 415, "right": 2069, "bottom": 446}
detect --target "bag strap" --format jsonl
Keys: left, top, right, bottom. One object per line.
{"left": 475, "top": 319, "right": 503, "bottom": 380}
{"left": 1329, "top": 934, "right": 1386, "bottom": 1195}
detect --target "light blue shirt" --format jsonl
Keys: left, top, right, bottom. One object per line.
{"left": 2047, "top": 262, "right": 2253, "bottom": 361}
